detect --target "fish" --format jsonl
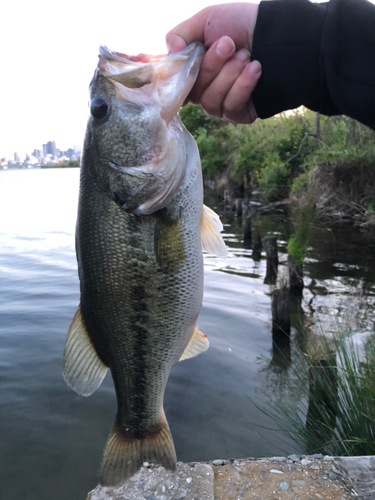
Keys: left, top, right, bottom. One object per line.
{"left": 63, "top": 43, "right": 227, "bottom": 486}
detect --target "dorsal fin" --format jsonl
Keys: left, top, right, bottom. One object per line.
{"left": 63, "top": 305, "right": 108, "bottom": 397}
{"left": 200, "top": 205, "right": 228, "bottom": 257}
{"left": 179, "top": 324, "right": 209, "bottom": 362}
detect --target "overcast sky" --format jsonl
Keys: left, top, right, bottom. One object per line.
{"left": 1, "top": 0, "right": 372, "bottom": 160}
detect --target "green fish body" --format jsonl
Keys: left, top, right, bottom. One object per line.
{"left": 63, "top": 43, "right": 226, "bottom": 486}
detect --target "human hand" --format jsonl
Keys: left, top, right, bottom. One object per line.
{"left": 166, "top": 3, "right": 261, "bottom": 124}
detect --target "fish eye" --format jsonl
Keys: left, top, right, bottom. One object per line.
{"left": 90, "top": 97, "right": 109, "bottom": 120}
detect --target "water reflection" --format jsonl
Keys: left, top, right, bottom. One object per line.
{"left": 1, "top": 170, "right": 375, "bottom": 498}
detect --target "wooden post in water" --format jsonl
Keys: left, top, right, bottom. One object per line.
{"left": 223, "top": 189, "right": 234, "bottom": 208}
{"left": 264, "top": 236, "right": 278, "bottom": 285}
{"left": 289, "top": 291, "right": 307, "bottom": 351}
{"left": 271, "top": 286, "right": 290, "bottom": 335}
{"left": 271, "top": 286, "right": 291, "bottom": 369}
{"left": 288, "top": 255, "right": 304, "bottom": 294}
{"left": 242, "top": 202, "right": 254, "bottom": 241}
{"left": 235, "top": 198, "right": 243, "bottom": 218}
{"left": 251, "top": 218, "right": 262, "bottom": 261}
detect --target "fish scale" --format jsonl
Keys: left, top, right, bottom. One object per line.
{"left": 63, "top": 43, "right": 227, "bottom": 486}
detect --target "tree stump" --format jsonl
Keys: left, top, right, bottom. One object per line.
{"left": 264, "top": 236, "right": 278, "bottom": 284}
{"left": 271, "top": 327, "right": 291, "bottom": 370}
{"left": 271, "top": 286, "right": 290, "bottom": 335}
{"left": 242, "top": 206, "right": 252, "bottom": 242}
{"left": 235, "top": 198, "right": 243, "bottom": 218}
{"left": 223, "top": 189, "right": 233, "bottom": 206}
{"left": 288, "top": 255, "right": 304, "bottom": 294}
{"left": 251, "top": 221, "right": 262, "bottom": 261}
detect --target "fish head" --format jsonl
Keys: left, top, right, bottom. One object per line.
{"left": 85, "top": 43, "right": 205, "bottom": 214}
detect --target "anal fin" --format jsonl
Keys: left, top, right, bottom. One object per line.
{"left": 179, "top": 324, "right": 209, "bottom": 362}
{"left": 200, "top": 204, "right": 228, "bottom": 257}
{"left": 63, "top": 304, "right": 108, "bottom": 397}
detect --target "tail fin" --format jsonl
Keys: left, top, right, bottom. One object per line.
{"left": 100, "top": 413, "right": 177, "bottom": 486}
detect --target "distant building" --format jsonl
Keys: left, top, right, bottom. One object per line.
{"left": 33, "top": 149, "right": 43, "bottom": 159}
{"left": 64, "top": 148, "right": 75, "bottom": 159}
{"left": 43, "top": 141, "right": 58, "bottom": 157}
{"left": 14, "top": 152, "right": 20, "bottom": 163}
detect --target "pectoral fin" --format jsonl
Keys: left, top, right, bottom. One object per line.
{"left": 179, "top": 324, "right": 209, "bottom": 361}
{"left": 63, "top": 305, "right": 108, "bottom": 397}
{"left": 154, "top": 214, "right": 186, "bottom": 273}
{"left": 200, "top": 205, "right": 228, "bottom": 257}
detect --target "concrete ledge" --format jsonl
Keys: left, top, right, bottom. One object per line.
{"left": 336, "top": 456, "right": 375, "bottom": 500}
{"left": 87, "top": 455, "right": 375, "bottom": 499}
{"left": 87, "top": 462, "right": 214, "bottom": 500}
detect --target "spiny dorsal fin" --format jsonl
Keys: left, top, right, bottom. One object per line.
{"left": 179, "top": 324, "right": 209, "bottom": 362}
{"left": 200, "top": 204, "right": 228, "bottom": 257}
{"left": 63, "top": 305, "right": 108, "bottom": 397}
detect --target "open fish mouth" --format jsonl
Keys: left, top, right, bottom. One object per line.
{"left": 99, "top": 45, "right": 167, "bottom": 64}
{"left": 88, "top": 43, "right": 205, "bottom": 215}
{"left": 97, "top": 43, "right": 205, "bottom": 93}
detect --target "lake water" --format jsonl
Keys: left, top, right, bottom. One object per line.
{"left": 1, "top": 168, "right": 374, "bottom": 499}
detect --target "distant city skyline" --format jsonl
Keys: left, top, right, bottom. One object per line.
{"left": 2, "top": 139, "right": 83, "bottom": 163}
{"left": 3, "top": 0, "right": 364, "bottom": 161}
{"left": 1, "top": 139, "right": 81, "bottom": 166}
{"left": 0, "top": 0, "right": 266, "bottom": 161}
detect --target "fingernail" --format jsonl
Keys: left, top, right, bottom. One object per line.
{"left": 216, "top": 36, "right": 235, "bottom": 58}
{"left": 234, "top": 49, "right": 250, "bottom": 62}
{"left": 248, "top": 60, "right": 262, "bottom": 74}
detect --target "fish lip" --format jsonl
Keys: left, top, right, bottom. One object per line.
{"left": 99, "top": 45, "right": 166, "bottom": 65}
{"left": 98, "top": 42, "right": 205, "bottom": 68}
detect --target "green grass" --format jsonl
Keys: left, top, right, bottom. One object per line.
{"left": 254, "top": 331, "right": 375, "bottom": 456}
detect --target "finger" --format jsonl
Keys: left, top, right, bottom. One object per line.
{"left": 165, "top": 33, "right": 188, "bottom": 53}
{"left": 247, "top": 100, "right": 258, "bottom": 124}
{"left": 166, "top": 8, "right": 209, "bottom": 53}
{"left": 222, "top": 60, "right": 262, "bottom": 124}
{"left": 199, "top": 49, "right": 250, "bottom": 117}
{"left": 189, "top": 36, "right": 236, "bottom": 104}
{"left": 223, "top": 99, "right": 258, "bottom": 124}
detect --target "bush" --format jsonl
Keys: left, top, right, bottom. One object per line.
{"left": 180, "top": 103, "right": 375, "bottom": 207}
{"left": 287, "top": 236, "right": 306, "bottom": 266}
{"left": 290, "top": 172, "right": 309, "bottom": 196}
{"left": 180, "top": 104, "right": 235, "bottom": 178}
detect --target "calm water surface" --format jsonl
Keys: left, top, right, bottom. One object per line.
{"left": 1, "top": 169, "right": 374, "bottom": 499}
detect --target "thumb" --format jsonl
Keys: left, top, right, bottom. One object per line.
{"left": 166, "top": 32, "right": 188, "bottom": 54}
{"left": 166, "top": 8, "right": 209, "bottom": 54}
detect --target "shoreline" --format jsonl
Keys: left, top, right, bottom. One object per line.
{"left": 87, "top": 454, "right": 375, "bottom": 499}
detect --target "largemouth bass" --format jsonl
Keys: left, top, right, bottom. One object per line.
{"left": 63, "top": 43, "right": 227, "bottom": 486}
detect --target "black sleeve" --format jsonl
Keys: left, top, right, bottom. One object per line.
{"left": 252, "top": 0, "right": 375, "bottom": 129}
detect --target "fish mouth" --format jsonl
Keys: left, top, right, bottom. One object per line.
{"left": 97, "top": 43, "right": 205, "bottom": 99}
{"left": 99, "top": 43, "right": 204, "bottom": 67}
{"left": 99, "top": 46, "right": 167, "bottom": 64}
